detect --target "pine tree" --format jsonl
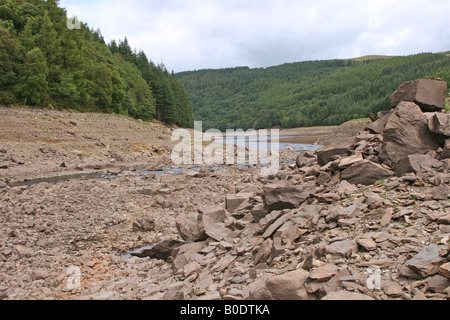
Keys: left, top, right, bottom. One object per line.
{"left": 16, "top": 47, "right": 49, "bottom": 106}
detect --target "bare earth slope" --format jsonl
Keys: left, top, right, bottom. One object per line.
{"left": 0, "top": 106, "right": 176, "bottom": 182}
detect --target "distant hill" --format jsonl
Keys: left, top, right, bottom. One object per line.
{"left": 177, "top": 52, "right": 450, "bottom": 131}
{"left": 348, "top": 55, "right": 396, "bottom": 61}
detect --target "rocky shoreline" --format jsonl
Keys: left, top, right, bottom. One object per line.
{"left": 0, "top": 79, "right": 449, "bottom": 301}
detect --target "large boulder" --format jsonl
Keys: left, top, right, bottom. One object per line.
{"left": 379, "top": 101, "right": 441, "bottom": 165}
{"left": 390, "top": 79, "right": 447, "bottom": 112}
{"left": 341, "top": 160, "right": 394, "bottom": 185}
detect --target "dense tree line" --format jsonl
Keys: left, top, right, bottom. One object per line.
{"left": 177, "top": 53, "right": 450, "bottom": 131}
{"left": 0, "top": 0, "right": 193, "bottom": 127}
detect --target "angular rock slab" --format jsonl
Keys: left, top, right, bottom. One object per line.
{"left": 263, "top": 186, "right": 313, "bottom": 212}
{"left": 380, "top": 102, "right": 441, "bottom": 165}
{"left": 325, "top": 239, "right": 358, "bottom": 258}
{"left": 406, "top": 244, "right": 445, "bottom": 278}
{"left": 316, "top": 137, "right": 356, "bottom": 166}
{"left": 265, "top": 269, "right": 310, "bottom": 300}
{"left": 341, "top": 160, "right": 394, "bottom": 185}
{"left": 390, "top": 79, "right": 448, "bottom": 112}
{"left": 394, "top": 154, "right": 443, "bottom": 176}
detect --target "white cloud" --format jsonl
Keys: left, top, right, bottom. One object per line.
{"left": 60, "top": 0, "right": 450, "bottom": 72}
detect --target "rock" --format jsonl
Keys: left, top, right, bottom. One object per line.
{"left": 382, "top": 281, "right": 403, "bottom": 297}
{"left": 202, "top": 208, "right": 236, "bottom": 242}
{"left": 176, "top": 212, "right": 207, "bottom": 242}
{"left": 337, "top": 153, "right": 364, "bottom": 170}
{"left": 437, "top": 262, "right": 450, "bottom": 279}
{"left": 317, "top": 171, "right": 331, "bottom": 185}
{"left": 296, "top": 151, "right": 317, "bottom": 168}
{"left": 325, "top": 239, "right": 358, "bottom": 258}
{"left": 429, "top": 113, "right": 450, "bottom": 138}
{"left": 225, "top": 193, "right": 253, "bottom": 213}
{"left": 262, "top": 212, "right": 293, "bottom": 239}
{"left": 265, "top": 269, "right": 310, "bottom": 300}
{"left": 341, "top": 160, "right": 394, "bottom": 185}
{"left": 263, "top": 186, "right": 313, "bottom": 212}
{"left": 309, "top": 264, "right": 339, "bottom": 281}
{"left": 314, "top": 192, "right": 341, "bottom": 203}
{"left": 132, "top": 214, "right": 155, "bottom": 232}
{"left": 322, "top": 290, "right": 374, "bottom": 300}
{"left": 380, "top": 102, "right": 441, "bottom": 165}
{"left": 441, "top": 139, "right": 450, "bottom": 159}
{"left": 366, "top": 111, "right": 391, "bottom": 134}
{"left": 316, "top": 138, "right": 356, "bottom": 166}
{"left": 394, "top": 154, "right": 442, "bottom": 176}
{"left": 406, "top": 244, "right": 445, "bottom": 278}
{"left": 390, "top": 79, "right": 448, "bottom": 112}
{"left": 171, "top": 242, "right": 207, "bottom": 274}
{"left": 211, "top": 254, "right": 236, "bottom": 273}
{"left": 248, "top": 278, "right": 273, "bottom": 300}
{"left": 250, "top": 203, "right": 268, "bottom": 223}
{"left": 428, "top": 275, "right": 450, "bottom": 293}
{"left": 429, "top": 184, "right": 450, "bottom": 200}
{"left": 131, "top": 240, "right": 184, "bottom": 261}
{"left": 254, "top": 238, "right": 273, "bottom": 264}
{"left": 204, "top": 223, "right": 236, "bottom": 242}
{"left": 356, "top": 238, "right": 377, "bottom": 251}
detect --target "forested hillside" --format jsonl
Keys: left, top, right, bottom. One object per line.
{"left": 0, "top": 0, "right": 193, "bottom": 128}
{"left": 177, "top": 53, "right": 450, "bottom": 131}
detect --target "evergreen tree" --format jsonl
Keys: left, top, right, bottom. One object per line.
{"left": 16, "top": 47, "right": 49, "bottom": 105}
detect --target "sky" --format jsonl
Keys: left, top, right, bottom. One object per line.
{"left": 59, "top": 0, "right": 450, "bottom": 72}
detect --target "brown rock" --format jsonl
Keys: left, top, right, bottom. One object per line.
{"left": 394, "top": 154, "right": 442, "bottom": 176}
{"left": 437, "top": 262, "right": 450, "bottom": 279}
{"left": 254, "top": 238, "right": 273, "bottom": 264}
{"left": 131, "top": 240, "right": 183, "bottom": 261}
{"left": 366, "top": 111, "right": 391, "bottom": 134}
{"left": 341, "top": 160, "right": 394, "bottom": 185}
{"left": 337, "top": 153, "right": 364, "bottom": 170}
{"left": 325, "top": 239, "right": 358, "bottom": 258}
{"left": 316, "top": 137, "right": 356, "bottom": 166}
{"left": 175, "top": 212, "right": 207, "bottom": 242}
{"left": 382, "top": 281, "right": 403, "bottom": 297}
{"left": 441, "top": 139, "right": 450, "bottom": 159}
{"left": 380, "top": 102, "right": 441, "bottom": 165}
{"left": 263, "top": 186, "right": 312, "bottom": 212}
{"left": 429, "top": 112, "right": 450, "bottom": 138}
{"left": 132, "top": 214, "right": 155, "bottom": 232}
{"left": 390, "top": 79, "right": 448, "bottom": 112}
{"left": 265, "top": 269, "right": 310, "bottom": 300}
{"left": 309, "top": 264, "right": 339, "bottom": 281}
{"left": 406, "top": 244, "right": 445, "bottom": 278}
{"left": 356, "top": 238, "right": 377, "bottom": 251}
{"left": 322, "top": 290, "right": 374, "bottom": 300}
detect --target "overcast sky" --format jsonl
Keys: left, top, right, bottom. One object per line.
{"left": 60, "top": 0, "right": 450, "bottom": 72}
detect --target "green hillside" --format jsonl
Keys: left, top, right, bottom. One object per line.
{"left": 177, "top": 53, "right": 450, "bottom": 131}
{"left": 0, "top": 0, "right": 193, "bottom": 128}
